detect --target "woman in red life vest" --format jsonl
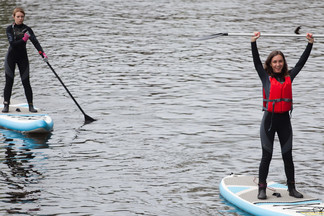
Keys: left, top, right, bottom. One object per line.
{"left": 251, "top": 32, "right": 314, "bottom": 200}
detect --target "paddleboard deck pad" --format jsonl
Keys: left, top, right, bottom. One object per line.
{"left": 220, "top": 175, "right": 324, "bottom": 216}
{"left": 0, "top": 99, "right": 53, "bottom": 134}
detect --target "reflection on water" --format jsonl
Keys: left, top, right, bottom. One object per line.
{"left": 219, "top": 196, "right": 253, "bottom": 216}
{"left": 0, "top": 129, "right": 50, "bottom": 214}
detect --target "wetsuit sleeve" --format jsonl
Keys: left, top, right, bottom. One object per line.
{"left": 6, "top": 25, "right": 25, "bottom": 47}
{"left": 251, "top": 41, "right": 268, "bottom": 85}
{"left": 289, "top": 43, "right": 313, "bottom": 81}
{"left": 27, "top": 27, "right": 45, "bottom": 54}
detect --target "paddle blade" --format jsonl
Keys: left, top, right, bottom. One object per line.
{"left": 190, "top": 33, "right": 228, "bottom": 41}
{"left": 84, "top": 114, "right": 96, "bottom": 124}
{"left": 294, "top": 26, "right": 301, "bottom": 34}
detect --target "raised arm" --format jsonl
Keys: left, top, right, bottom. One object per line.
{"left": 289, "top": 33, "right": 314, "bottom": 81}
{"left": 251, "top": 32, "right": 268, "bottom": 85}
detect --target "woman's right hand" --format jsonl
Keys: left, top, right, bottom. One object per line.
{"left": 22, "top": 32, "right": 30, "bottom": 42}
{"left": 251, "top": 32, "right": 260, "bottom": 42}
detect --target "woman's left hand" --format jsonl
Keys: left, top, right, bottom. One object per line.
{"left": 42, "top": 53, "right": 48, "bottom": 62}
{"left": 306, "top": 33, "right": 314, "bottom": 43}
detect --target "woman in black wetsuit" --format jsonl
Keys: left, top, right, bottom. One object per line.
{"left": 251, "top": 32, "right": 314, "bottom": 200}
{"left": 2, "top": 7, "right": 48, "bottom": 113}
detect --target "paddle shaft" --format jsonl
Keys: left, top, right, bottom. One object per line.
{"left": 224, "top": 33, "right": 324, "bottom": 38}
{"left": 46, "top": 62, "right": 96, "bottom": 123}
{"left": 192, "top": 32, "right": 324, "bottom": 41}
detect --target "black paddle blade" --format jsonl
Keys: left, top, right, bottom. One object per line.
{"left": 84, "top": 115, "right": 96, "bottom": 124}
{"left": 294, "top": 26, "right": 301, "bottom": 34}
{"left": 190, "top": 33, "right": 228, "bottom": 41}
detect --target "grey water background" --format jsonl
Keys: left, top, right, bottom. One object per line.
{"left": 0, "top": 0, "right": 323, "bottom": 215}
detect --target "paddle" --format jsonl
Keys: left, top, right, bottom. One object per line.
{"left": 45, "top": 61, "right": 96, "bottom": 124}
{"left": 191, "top": 32, "right": 324, "bottom": 41}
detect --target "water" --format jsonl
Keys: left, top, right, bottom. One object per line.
{"left": 0, "top": 0, "right": 323, "bottom": 215}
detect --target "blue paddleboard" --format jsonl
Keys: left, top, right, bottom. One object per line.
{"left": 220, "top": 174, "right": 324, "bottom": 216}
{"left": 0, "top": 99, "right": 53, "bottom": 134}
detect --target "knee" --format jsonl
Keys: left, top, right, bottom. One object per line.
{"left": 282, "top": 151, "right": 293, "bottom": 163}
{"left": 261, "top": 149, "right": 272, "bottom": 164}
{"left": 5, "top": 78, "right": 14, "bottom": 87}
{"left": 22, "top": 79, "right": 31, "bottom": 87}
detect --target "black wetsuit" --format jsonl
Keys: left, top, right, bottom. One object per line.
{"left": 4, "top": 23, "right": 44, "bottom": 104}
{"left": 251, "top": 41, "right": 313, "bottom": 184}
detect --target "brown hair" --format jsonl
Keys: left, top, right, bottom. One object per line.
{"left": 264, "top": 50, "right": 289, "bottom": 78}
{"left": 13, "top": 7, "right": 25, "bottom": 17}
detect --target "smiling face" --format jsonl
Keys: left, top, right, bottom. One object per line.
{"left": 270, "top": 54, "right": 284, "bottom": 74}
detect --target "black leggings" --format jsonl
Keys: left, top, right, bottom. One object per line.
{"left": 259, "top": 111, "right": 295, "bottom": 184}
{"left": 4, "top": 53, "right": 33, "bottom": 104}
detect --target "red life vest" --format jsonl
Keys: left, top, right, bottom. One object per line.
{"left": 263, "top": 76, "right": 292, "bottom": 113}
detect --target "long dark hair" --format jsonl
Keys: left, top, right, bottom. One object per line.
{"left": 264, "top": 50, "right": 289, "bottom": 78}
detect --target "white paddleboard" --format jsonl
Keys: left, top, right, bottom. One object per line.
{"left": 220, "top": 174, "right": 324, "bottom": 216}
{"left": 0, "top": 98, "right": 53, "bottom": 134}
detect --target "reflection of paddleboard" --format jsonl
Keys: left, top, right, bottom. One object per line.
{"left": 0, "top": 99, "right": 53, "bottom": 134}
{"left": 220, "top": 174, "right": 324, "bottom": 216}
{"left": 0, "top": 128, "right": 51, "bottom": 149}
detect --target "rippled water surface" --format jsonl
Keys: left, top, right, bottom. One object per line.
{"left": 0, "top": 0, "right": 323, "bottom": 215}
